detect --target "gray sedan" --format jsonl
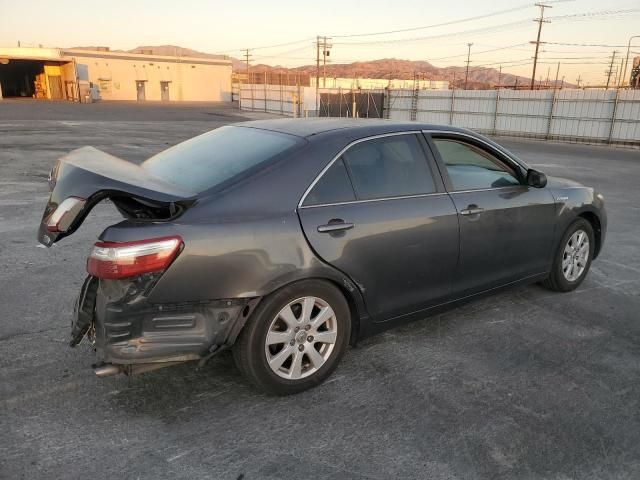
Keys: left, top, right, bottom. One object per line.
{"left": 38, "top": 119, "right": 606, "bottom": 395}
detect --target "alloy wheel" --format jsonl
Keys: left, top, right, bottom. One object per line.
{"left": 562, "top": 229, "right": 590, "bottom": 282}
{"left": 264, "top": 296, "right": 338, "bottom": 380}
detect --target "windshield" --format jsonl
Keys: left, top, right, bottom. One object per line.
{"left": 142, "top": 126, "right": 301, "bottom": 193}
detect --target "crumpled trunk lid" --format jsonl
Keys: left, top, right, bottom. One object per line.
{"left": 37, "top": 146, "right": 196, "bottom": 246}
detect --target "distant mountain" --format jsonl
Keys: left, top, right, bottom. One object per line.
{"left": 71, "top": 45, "right": 571, "bottom": 89}
{"left": 246, "top": 58, "right": 569, "bottom": 89}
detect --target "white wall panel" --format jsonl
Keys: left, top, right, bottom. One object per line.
{"left": 241, "top": 84, "right": 640, "bottom": 145}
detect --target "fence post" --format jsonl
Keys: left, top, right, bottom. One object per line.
{"left": 410, "top": 85, "right": 419, "bottom": 121}
{"left": 546, "top": 89, "right": 557, "bottom": 140}
{"left": 449, "top": 89, "right": 456, "bottom": 126}
{"left": 383, "top": 88, "right": 390, "bottom": 119}
{"left": 492, "top": 89, "right": 500, "bottom": 135}
{"left": 264, "top": 81, "right": 267, "bottom": 113}
{"left": 608, "top": 89, "right": 620, "bottom": 144}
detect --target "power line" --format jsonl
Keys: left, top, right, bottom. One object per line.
{"left": 543, "top": 42, "right": 630, "bottom": 48}
{"left": 549, "top": 7, "right": 640, "bottom": 22}
{"left": 330, "top": 3, "right": 534, "bottom": 38}
{"left": 212, "top": 37, "right": 314, "bottom": 55}
{"left": 428, "top": 43, "right": 528, "bottom": 61}
{"left": 332, "top": 19, "right": 531, "bottom": 46}
{"left": 331, "top": 7, "right": 639, "bottom": 47}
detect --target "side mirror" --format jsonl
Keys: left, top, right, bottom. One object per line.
{"left": 526, "top": 169, "right": 547, "bottom": 188}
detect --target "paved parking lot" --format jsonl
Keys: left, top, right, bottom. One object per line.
{"left": 1, "top": 100, "right": 639, "bottom": 480}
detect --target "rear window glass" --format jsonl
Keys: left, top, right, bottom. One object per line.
{"left": 303, "top": 158, "right": 356, "bottom": 206}
{"left": 142, "top": 126, "right": 300, "bottom": 193}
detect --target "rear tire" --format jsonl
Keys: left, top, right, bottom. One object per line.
{"left": 542, "top": 218, "right": 594, "bottom": 292}
{"left": 233, "top": 280, "right": 351, "bottom": 395}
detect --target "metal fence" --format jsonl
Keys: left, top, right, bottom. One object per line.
{"left": 239, "top": 84, "right": 640, "bottom": 146}
{"left": 319, "top": 90, "right": 385, "bottom": 118}
{"left": 239, "top": 84, "right": 303, "bottom": 116}
{"left": 387, "top": 88, "right": 640, "bottom": 146}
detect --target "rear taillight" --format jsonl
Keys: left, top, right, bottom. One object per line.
{"left": 86, "top": 236, "right": 183, "bottom": 279}
{"left": 46, "top": 197, "right": 86, "bottom": 232}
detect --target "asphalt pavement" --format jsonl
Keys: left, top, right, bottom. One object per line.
{"left": 1, "top": 100, "right": 639, "bottom": 479}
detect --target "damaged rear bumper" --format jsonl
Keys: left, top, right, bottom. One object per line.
{"left": 72, "top": 275, "right": 258, "bottom": 375}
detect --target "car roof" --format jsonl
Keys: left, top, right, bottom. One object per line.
{"left": 233, "top": 118, "right": 470, "bottom": 139}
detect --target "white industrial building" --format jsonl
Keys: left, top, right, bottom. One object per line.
{"left": 0, "top": 46, "right": 232, "bottom": 102}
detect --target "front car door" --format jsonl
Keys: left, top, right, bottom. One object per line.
{"left": 298, "top": 132, "right": 459, "bottom": 323}
{"left": 425, "top": 132, "right": 557, "bottom": 297}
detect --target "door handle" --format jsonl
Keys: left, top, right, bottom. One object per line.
{"left": 460, "top": 206, "right": 484, "bottom": 216}
{"left": 317, "top": 222, "right": 354, "bottom": 233}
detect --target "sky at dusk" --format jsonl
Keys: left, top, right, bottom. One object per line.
{"left": 1, "top": 0, "right": 639, "bottom": 85}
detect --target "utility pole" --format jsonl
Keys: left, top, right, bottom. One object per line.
{"left": 605, "top": 50, "right": 618, "bottom": 90}
{"left": 315, "top": 35, "right": 320, "bottom": 112}
{"left": 545, "top": 66, "right": 550, "bottom": 87}
{"left": 322, "top": 36, "right": 332, "bottom": 88}
{"left": 497, "top": 65, "right": 502, "bottom": 88}
{"left": 243, "top": 48, "right": 251, "bottom": 80}
{"left": 576, "top": 75, "right": 582, "bottom": 88}
{"left": 464, "top": 43, "right": 473, "bottom": 90}
{"left": 530, "top": 3, "right": 552, "bottom": 90}
{"left": 621, "top": 35, "right": 640, "bottom": 88}
{"left": 617, "top": 58, "right": 624, "bottom": 87}
{"left": 553, "top": 62, "right": 560, "bottom": 89}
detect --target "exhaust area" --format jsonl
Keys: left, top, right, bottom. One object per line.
{"left": 93, "top": 364, "right": 122, "bottom": 377}
{"left": 93, "top": 361, "right": 189, "bottom": 378}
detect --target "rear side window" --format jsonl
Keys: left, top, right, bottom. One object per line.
{"left": 142, "top": 126, "right": 300, "bottom": 193}
{"left": 303, "top": 158, "right": 356, "bottom": 206}
{"left": 432, "top": 139, "right": 520, "bottom": 191}
{"left": 342, "top": 134, "right": 435, "bottom": 200}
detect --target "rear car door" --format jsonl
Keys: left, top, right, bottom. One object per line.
{"left": 426, "top": 133, "right": 556, "bottom": 296}
{"left": 298, "top": 132, "right": 459, "bottom": 322}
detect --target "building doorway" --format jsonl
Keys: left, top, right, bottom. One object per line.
{"left": 0, "top": 59, "right": 42, "bottom": 97}
{"left": 160, "top": 81, "right": 170, "bottom": 101}
{"left": 136, "top": 81, "right": 146, "bottom": 101}
{"left": 0, "top": 59, "right": 73, "bottom": 100}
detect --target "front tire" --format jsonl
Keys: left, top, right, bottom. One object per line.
{"left": 542, "top": 218, "right": 594, "bottom": 292}
{"left": 233, "top": 280, "right": 351, "bottom": 395}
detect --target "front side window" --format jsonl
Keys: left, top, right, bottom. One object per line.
{"left": 341, "top": 134, "right": 436, "bottom": 200}
{"left": 432, "top": 139, "right": 520, "bottom": 191}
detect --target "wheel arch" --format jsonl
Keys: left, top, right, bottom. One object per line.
{"left": 577, "top": 211, "right": 602, "bottom": 259}
{"left": 247, "top": 274, "right": 368, "bottom": 347}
